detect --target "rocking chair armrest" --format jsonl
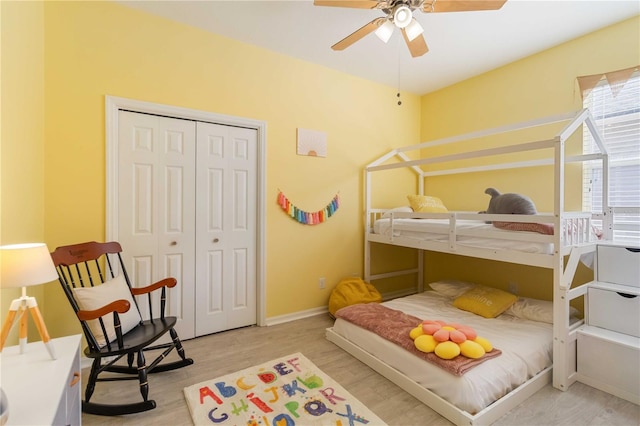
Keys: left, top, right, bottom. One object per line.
{"left": 77, "top": 300, "right": 131, "bottom": 321}
{"left": 130, "top": 277, "right": 177, "bottom": 296}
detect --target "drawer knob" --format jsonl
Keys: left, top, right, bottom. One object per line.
{"left": 70, "top": 372, "right": 81, "bottom": 387}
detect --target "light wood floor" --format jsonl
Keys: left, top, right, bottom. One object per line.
{"left": 82, "top": 314, "right": 639, "bottom": 426}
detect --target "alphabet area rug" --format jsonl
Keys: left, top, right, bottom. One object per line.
{"left": 183, "top": 352, "right": 387, "bottom": 425}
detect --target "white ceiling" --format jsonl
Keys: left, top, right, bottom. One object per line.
{"left": 118, "top": 0, "right": 639, "bottom": 95}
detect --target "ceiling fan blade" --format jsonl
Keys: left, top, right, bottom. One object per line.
{"left": 421, "top": 0, "right": 508, "bottom": 13}
{"left": 332, "top": 17, "right": 385, "bottom": 51}
{"left": 314, "top": 0, "right": 380, "bottom": 9}
{"left": 402, "top": 29, "right": 429, "bottom": 58}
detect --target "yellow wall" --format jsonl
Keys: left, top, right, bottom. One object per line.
{"left": 0, "top": 0, "right": 47, "bottom": 344}
{"left": 421, "top": 16, "right": 640, "bottom": 211}
{"left": 418, "top": 16, "right": 640, "bottom": 297}
{"left": 2, "top": 0, "right": 638, "bottom": 341}
{"left": 37, "top": 1, "right": 420, "bottom": 337}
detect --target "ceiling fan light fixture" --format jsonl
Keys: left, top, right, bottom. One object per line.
{"left": 404, "top": 18, "right": 424, "bottom": 41}
{"left": 375, "top": 19, "right": 395, "bottom": 43}
{"left": 393, "top": 5, "right": 413, "bottom": 29}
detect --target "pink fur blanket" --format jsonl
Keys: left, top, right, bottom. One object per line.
{"left": 335, "top": 303, "right": 501, "bottom": 376}
{"left": 492, "top": 221, "right": 603, "bottom": 239}
{"left": 492, "top": 221, "right": 554, "bottom": 234}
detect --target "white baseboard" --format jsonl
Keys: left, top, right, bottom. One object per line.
{"left": 264, "top": 287, "right": 417, "bottom": 327}
{"left": 264, "top": 288, "right": 415, "bottom": 327}
{"left": 78, "top": 294, "right": 409, "bottom": 369}
{"left": 78, "top": 308, "right": 330, "bottom": 368}
{"left": 265, "top": 306, "right": 328, "bottom": 326}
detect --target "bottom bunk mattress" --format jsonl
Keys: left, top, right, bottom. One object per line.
{"left": 331, "top": 291, "right": 553, "bottom": 414}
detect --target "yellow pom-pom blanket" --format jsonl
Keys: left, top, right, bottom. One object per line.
{"left": 410, "top": 320, "right": 493, "bottom": 360}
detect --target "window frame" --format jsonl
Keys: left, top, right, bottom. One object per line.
{"left": 582, "top": 70, "right": 640, "bottom": 243}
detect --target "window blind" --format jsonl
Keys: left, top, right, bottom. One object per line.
{"left": 582, "top": 70, "right": 640, "bottom": 243}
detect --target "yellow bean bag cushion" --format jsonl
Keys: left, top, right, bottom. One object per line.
{"left": 329, "top": 277, "right": 382, "bottom": 317}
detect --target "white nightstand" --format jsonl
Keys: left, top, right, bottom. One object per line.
{"left": 0, "top": 334, "right": 82, "bottom": 425}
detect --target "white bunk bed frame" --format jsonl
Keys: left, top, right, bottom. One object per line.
{"left": 326, "top": 109, "right": 613, "bottom": 426}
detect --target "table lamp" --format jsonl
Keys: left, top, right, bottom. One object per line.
{"left": 0, "top": 243, "right": 58, "bottom": 359}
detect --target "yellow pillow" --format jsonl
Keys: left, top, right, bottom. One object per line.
{"left": 407, "top": 195, "right": 448, "bottom": 213}
{"left": 453, "top": 286, "right": 518, "bottom": 318}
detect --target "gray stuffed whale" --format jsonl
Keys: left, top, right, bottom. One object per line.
{"left": 481, "top": 188, "right": 537, "bottom": 215}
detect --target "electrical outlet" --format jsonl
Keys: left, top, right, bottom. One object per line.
{"left": 318, "top": 277, "right": 326, "bottom": 289}
{"left": 508, "top": 282, "right": 519, "bottom": 294}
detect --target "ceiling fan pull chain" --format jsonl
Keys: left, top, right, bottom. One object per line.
{"left": 397, "top": 35, "right": 402, "bottom": 106}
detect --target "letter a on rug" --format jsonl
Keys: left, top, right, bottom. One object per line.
{"left": 183, "top": 352, "right": 386, "bottom": 425}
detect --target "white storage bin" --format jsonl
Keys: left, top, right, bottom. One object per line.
{"left": 588, "top": 284, "right": 640, "bottom": 338}
{"left": 597, "top": 245, "right": 640, "bottom": 288}
{"left": 577, "top": 326, "right": 640, "bottom": 405}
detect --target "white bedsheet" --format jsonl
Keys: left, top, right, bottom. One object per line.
{"left": 373, "top": 218, "right": 553, "bottom": 254}
{"left": 332, "top": 291, "right": 553, "bottom": 414}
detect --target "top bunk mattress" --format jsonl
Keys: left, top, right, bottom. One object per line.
{"left": 331, "top": 291, "right": 553, "bottom": 414}
{"left": 372, "top": 217, "right": 554, "bottom": 254}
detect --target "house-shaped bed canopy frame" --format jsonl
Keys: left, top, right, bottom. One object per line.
{"left": 328, "top": 109, "right": 627, "bottom": 425}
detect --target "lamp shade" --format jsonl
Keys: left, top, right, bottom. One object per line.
{"left": 404, "top": 18, "right": 424, "bottom": 42}
{"left": 375, "top": 19, "right": 395, "bottom": 43}
{"left": 0, "top": 243, "right": 58, "bottom": 289}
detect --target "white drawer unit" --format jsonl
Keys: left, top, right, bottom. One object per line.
{"left": 577, "top": 243, "right": 640, "bottom": 405}
{"left": 597, "top": 245, "right": 640, "bottom": 288}
{"left": 577, "top": 326, "right": 640, "bottom": 405}
{"left": 588, "top": 283, "right": 640, "bottom": 338}
{"left": 0, "top": 334, "right": 82, "bottom": 425}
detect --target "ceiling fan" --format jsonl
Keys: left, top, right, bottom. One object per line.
{"left": 314, "top": 0, "right": 508, "bottom": 58}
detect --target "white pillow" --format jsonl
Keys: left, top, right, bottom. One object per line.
{"left": 73, "top": 275, "right": 142, "bottom": 347}
{"left": 428, "top": 280, "right": 476, "bottom": 298}
{"left": 505, "top": 297, "right": 580, "bottom": 324}
{"left": 381, "top": 206, "right": 413, "bottom": 218}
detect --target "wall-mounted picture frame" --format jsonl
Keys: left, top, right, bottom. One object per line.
{"left": 297, "top": 128, "right": 327, "bottom": 157}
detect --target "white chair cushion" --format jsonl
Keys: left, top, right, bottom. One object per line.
{"left": 73, "top": 275, "right": 142, "bottom": 347}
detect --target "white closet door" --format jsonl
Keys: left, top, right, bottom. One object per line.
{"left": 117, "top": 111, "right": 197, "bottom": 339}
{"left": 195, "top": 122, "right": 257, "bottom": 335}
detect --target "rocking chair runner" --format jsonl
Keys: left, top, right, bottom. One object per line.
{"left": 51, "top": 241, "right": 194, "bottom": 416}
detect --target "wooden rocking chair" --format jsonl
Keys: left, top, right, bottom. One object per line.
{"left": 51, "top": 241, "right": 194, "bottom": 416}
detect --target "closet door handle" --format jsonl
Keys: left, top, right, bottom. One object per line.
{"left": 213, "top": 238, "right": 219, "bottom": 243}
{"left": 170, "top": 241, "right": 177, "bottom": 246}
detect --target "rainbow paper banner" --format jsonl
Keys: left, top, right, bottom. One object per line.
{"left": 277, "top": 191, "right": 340, "bottom": 225}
